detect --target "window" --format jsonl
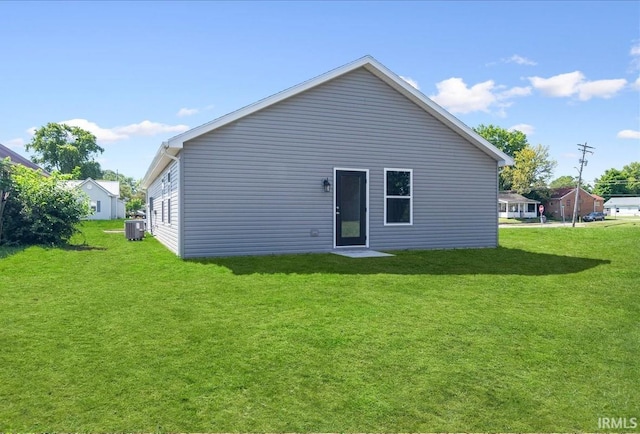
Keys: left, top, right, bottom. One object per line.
{"left": 384, "top": 169, "right": 412, "bottom": 225}
{"left": 96, "top": 200, "right": 101, "bottom": 213}
{"left": 167, "top": 198, "right": 171, "bottom": 224}
{"left": 161, "top": 200, "right": 165, "bottom": 223}
{"left": 499, "top": 203, "right": 507, "bottom": 212}
{"left": 527, "top": 203, "right": 536, "bottom": 212}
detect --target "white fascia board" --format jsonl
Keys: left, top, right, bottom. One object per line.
{"left": 140, "top": 142, "right": 181, "bottom": 190}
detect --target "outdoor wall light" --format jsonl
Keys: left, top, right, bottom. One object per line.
{"left": 322, "top": 178, "right": 332, "bottom": 193}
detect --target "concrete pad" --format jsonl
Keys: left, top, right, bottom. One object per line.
{"left": 332, "top": 249, "right": 394, "bottom": 258}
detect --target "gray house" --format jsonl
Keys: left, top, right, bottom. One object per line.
{"left": 140, "top": 56, "right": 513, "bottom": 258}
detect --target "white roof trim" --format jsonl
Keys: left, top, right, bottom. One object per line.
{"left": 141, "top": 55, "right": 514, "bottom": 188}
{"left": 65, "top": 178, "right": 118, "bottom": 198}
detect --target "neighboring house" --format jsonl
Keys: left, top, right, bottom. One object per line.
{"left": 498, "top": 192, "right": 540, "bottom": 219}
{"left": 64, "top": 178, "right": 125, "bottom": 220}
{"left": 0, "top": 143, "right": 48, "bottom": 174}
{"left": 604, "top": 197, "right": 640, "bottom": 216}
{"left": 545, "top": 187, "right": 603, "bottom": 220}
{"left": 140, "top": 56, "right": 513, "bottom": 258}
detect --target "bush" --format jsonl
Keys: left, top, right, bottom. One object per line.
{"left": 0, "top": 162, "right": 89, "bottom": 246}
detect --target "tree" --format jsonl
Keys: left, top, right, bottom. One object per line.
{"left": 101, "top": 170, "right": 139, "bottom": 200}
{"left": 473, "top": 124, "right": 529, "bottom": 157}
{"left": 26, "top": 122, "right": 104, "bottom": 176}
{"left": 622, "top": 162, "right": 640, "bottom": 195}
{"left": 594, "top": 162, "right": 640, "bottom": 199}
{"left": 549, "top": 175, "right": 578, "bottom": 189}
{"left": 100, "top": 169, "right": 144, "bottom": 214}
{"left": 501, "top": 144, "right": 557, "bottom": 194}
{"left": 1, "top": 165, "right": 89, "bottom": 245}
{"left": 474, "top": 124, "right": 531, "bottom": 190}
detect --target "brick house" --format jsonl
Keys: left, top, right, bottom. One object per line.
{"left": 545, "top": 187, "right": 604, "bottom": 220}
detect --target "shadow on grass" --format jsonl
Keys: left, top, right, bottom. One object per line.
{"left": 0, "top": 245, "right": 26, "bottom": 259}
{"left": 63, "top": 244, "right": 108, "bottom": 252}
{"left": 189, "top": 247, "right": 611, "bottom": 276}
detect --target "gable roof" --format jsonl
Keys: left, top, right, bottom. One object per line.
{"left": 64, "top": 178, "right": 120, "bottom": 198}
{"left": 549, "top": 187, "right": 599, "bottom": 200}
{"left": 0, "top": 143, "right": 47, "bottom": 173}
{"left": 498, "top": 192, "right": 539, "bottom": 203}
{"left": 603, "top": 197, "right": 640, "bottom": 207}
{"left": 141, "top": 56, "right": 514, "bottom": 189}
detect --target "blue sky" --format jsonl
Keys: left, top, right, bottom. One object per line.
{"left": 1, "top": 1, "right": 639, "bottom": 185}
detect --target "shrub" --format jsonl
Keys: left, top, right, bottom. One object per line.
{"left": 0, "top": 162, "right": 89, "bottom": 246}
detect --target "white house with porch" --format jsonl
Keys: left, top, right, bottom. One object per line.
{"left": 498, "top": 192, "right": 540, "bottom": 219}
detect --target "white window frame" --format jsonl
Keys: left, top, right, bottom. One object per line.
{"left": 384, "top": 168, "right": 413, "bottom": 226}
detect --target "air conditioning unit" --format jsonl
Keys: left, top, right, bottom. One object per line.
{"left": 125, "top": 220, "right": 145, "bottom": 241}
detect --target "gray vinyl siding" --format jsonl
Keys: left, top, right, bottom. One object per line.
{"left": 180, "top": 67, "right": 499, "bottom": 258}
{"left": 147, "top": 160, "right": 180, "bottom": 254}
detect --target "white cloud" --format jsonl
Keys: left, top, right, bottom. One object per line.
{"left": 509, "top": 124, "right": 535, "bottom": 136}
{"left": 48, "top": 119, "right": 191, "bottom": 143}
{"left": 633, "top": 76, "right": 640, "bottom": 90}
{"left": 528, "top": 71, "right": 585, "bottom": 97}
{"left": 430, "top": 78, "right": 531, "bottom": 115}
{"left": 630, "top": 42, "right": 640, "bottom": 71}
{"left": 430, "top": 78, "right": 496, "bottom": 114}
{"left": 506, "top": 55, "right": 537, "bottom": 66}
{"left": 113, "top": 120, "right": 189, "bottom": 138}
{"left": 497, "top": 86, "right": 532, "bottom": 99}
{"left": 528, "top": 71, "right": 627, "bottom": 100}
{"left": 61, "top": 119, "right": 128, "bottom": 142}
{"left": 617, "top": 129, "right": 640, "bottom": 139}
{"left": 400, "top": 76, "right": 420, "bottom": 90}
{"left": 577, "top": 78, "right": 627, "bottom": 100}
{"left": 4, "top": 138, "right": 25, "bottom": 149}
{"left": 177, "top": 107, "right": 199, "bottom": 117}
{"left": 26, "top": 127, "right": 37, "bottom": 136}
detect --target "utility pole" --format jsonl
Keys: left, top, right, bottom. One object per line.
{"left": 572, "top": 142, "right": 595, "bottom": 227}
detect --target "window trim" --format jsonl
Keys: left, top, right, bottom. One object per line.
{"left": 384, "top": 168, "right": 413, "bottom": 226}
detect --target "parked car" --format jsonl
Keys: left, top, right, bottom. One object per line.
{"left": 583, "top": 212, "right": 605, "bottom": 222}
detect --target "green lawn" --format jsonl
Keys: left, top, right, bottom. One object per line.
{"left": 1, "top": 220, "right": 638, "bottom": 432}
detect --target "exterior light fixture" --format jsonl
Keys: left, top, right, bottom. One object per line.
{"left": 322, "top": 178, "right": 331, "bottom": 193}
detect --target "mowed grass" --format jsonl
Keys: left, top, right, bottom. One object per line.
{"left": 0, "top": 220, "right": 638, "bottom": 432}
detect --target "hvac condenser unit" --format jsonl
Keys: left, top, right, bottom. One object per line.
{"left": 125, "top": 220, "right": 145, "bottom": 241}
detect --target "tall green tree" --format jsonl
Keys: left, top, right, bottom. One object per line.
{"left": 549, "top": 175, "right": 578, "bottom": 189}
{"left": 474, "top": 124, "right": 538, "bottom": 191}
{"left": 548, "top": 175, "right": 593, "bottom": 193}
{"left": 501, "top": 144, "right": 557, "bottom": 194}
{"left": 26, "top": 122, "right": 104, "bottom": 176}
{"left": 473, "top": 124, "right": 529, "bottom": 157}
{"left": 594, "top": 162, "right": 640, "bottom": 199}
